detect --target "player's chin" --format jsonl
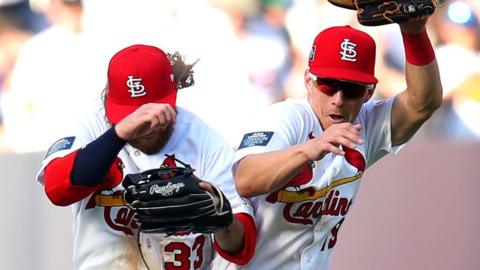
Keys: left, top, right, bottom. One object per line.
{"left": 135, "top": 143, "right": 163, "bottom": 155}
{"left": 132, "top": 125, "right": 174, "bottom": 155}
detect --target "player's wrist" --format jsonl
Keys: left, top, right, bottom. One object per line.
{"left": 113, "top": 124, "right": 129, "bottom": 141}
{"left": 294, "top": 141, "right": 315, "bottom": 161}
{"left": 401, "top": 29, "right": 435, "bottom": 66}
{"left": 399, "top": 18, "right": 428, "bottom": 34}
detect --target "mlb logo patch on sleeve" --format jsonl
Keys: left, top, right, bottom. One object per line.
{"left": 45, "top": 137, "right": 76, "bottom": 158}
{"left": 238, "top": 132, "right": 274, "bottom": 149}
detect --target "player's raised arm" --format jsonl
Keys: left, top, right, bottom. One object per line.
{"left": 390, "top": 18, "right": 443, "bottom": 146}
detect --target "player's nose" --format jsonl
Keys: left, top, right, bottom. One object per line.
{"left": 331, "top": 89, "right": 345, "bottom": 106}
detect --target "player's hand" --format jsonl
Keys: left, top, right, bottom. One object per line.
{"left": 114, "top": 103, "right": 176, "bottom": 141}
{"left": 198, "top": 181, "right": 220, "bottom": 208}
{"left": 305, "top": 123, "right": 363, "bottom": 160}
{"left": 399, "top": 16, "right": 428, "bottom": 33}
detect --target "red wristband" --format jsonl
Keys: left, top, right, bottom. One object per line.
{"left": 401, "top": 30, "right": 435, "bottom": 66}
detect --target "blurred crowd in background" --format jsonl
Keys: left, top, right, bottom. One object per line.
{"left": 0, "top": 0, "right": 479, "bottom": 154}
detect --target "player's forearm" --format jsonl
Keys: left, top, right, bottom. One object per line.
{"left": 214, "top": 217, "right": 245, "bottom": 253}
{"left": 400, "top": 23, "right": 443, "bottom": 115}
{"left": 404, "top": 60, "right": 442, "bottom": 115}
{"left": 235, "top": 144, "right": 311, "bottom": 197}
{"left": 213, "top": 213, "right": 256, "bottom": 265}
{"left": 71, "top": 127, "right": 126, "bottom": 187}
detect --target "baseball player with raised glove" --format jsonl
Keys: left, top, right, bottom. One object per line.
{"left": 36, "top": 45, "right": 256, "bottom": 270}
{"left": 122, "top": 157, "right": 233, "bottom": 236}
{"left": 328, "top": 0, "right": 446, "bottom": 26}
{"left": 214, "top": 3, "right": 443, "bottom": 270}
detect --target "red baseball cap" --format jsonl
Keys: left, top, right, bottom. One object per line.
{"left": 308, "top": 25, "right": 378, "bottom": 84}
{"left": 105, "top": 44, "right": 177, "bottom": 124}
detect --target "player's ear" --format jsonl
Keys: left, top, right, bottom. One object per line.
{"left": 364, "top": 86, "right": 376, "bottom": 103}
{"left": 304, "top": 70, "right": 315, "bottom": 95}
{"left": 304, "top": 70, "right": 313, "bottom": 84}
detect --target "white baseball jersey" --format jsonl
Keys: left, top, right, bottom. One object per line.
{"left": 214, "top": 97, "right": 404, "bottom": 270}
{"left": 36, "top": 105, "right": 253, "bottom": 270}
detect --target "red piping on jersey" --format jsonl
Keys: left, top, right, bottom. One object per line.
{"left": 44, "top": 150, "right": 123, "bottom": 206}
{"left": 214, "top": 213, "right": 256, "bottom": 265}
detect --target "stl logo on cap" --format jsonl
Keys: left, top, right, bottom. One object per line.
{"left": 126, "top": 76, "right": 146, "bottom": 97}
{"left": 340, "top": 39, "right": 357, "bottom": 62}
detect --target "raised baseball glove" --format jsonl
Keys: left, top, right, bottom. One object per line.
{"left": 327, "top": 0, "right": 445, "bottom": 26}
{"left": 122, "top": 156, "right": 233, "bottom": 235}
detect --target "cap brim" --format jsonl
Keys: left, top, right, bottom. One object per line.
{"left": 310, "top": 66, "right": 378, "bottom": 84}
{"left": 105, "top": 90, "right": 177, "bottom": 124}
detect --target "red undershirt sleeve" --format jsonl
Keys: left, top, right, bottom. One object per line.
{"left": 213, "top": 213, "right": 256, "bottom": 265}
{"left": 44, "top": 150, "right": 123, "bottom": 206}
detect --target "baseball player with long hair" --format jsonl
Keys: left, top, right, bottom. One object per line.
{"left": 36, "top": 45, "right": 256, "bottom": 270}
{"left": 214, "top": 15, "right": 442, "bottom": 270}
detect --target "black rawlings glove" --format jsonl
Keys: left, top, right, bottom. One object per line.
{"left": 328, "top": 0, "right": 445, "bottom": 26}
{"left": 122, "top": 157, "right": 233, "bottom": 235}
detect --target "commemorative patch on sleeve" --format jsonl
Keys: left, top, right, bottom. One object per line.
{"left": 238, "top": 131, "right": 274, "bottom": 149}
{"left": 45, "top": 136, "right": 76, "bottom": 158}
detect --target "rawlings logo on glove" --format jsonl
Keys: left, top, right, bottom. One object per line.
{"left": 327, "top": 0, "right": 445, "bottom": 26}
{"left": 149, "top": 182, "right": 185, "bottom": 196}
